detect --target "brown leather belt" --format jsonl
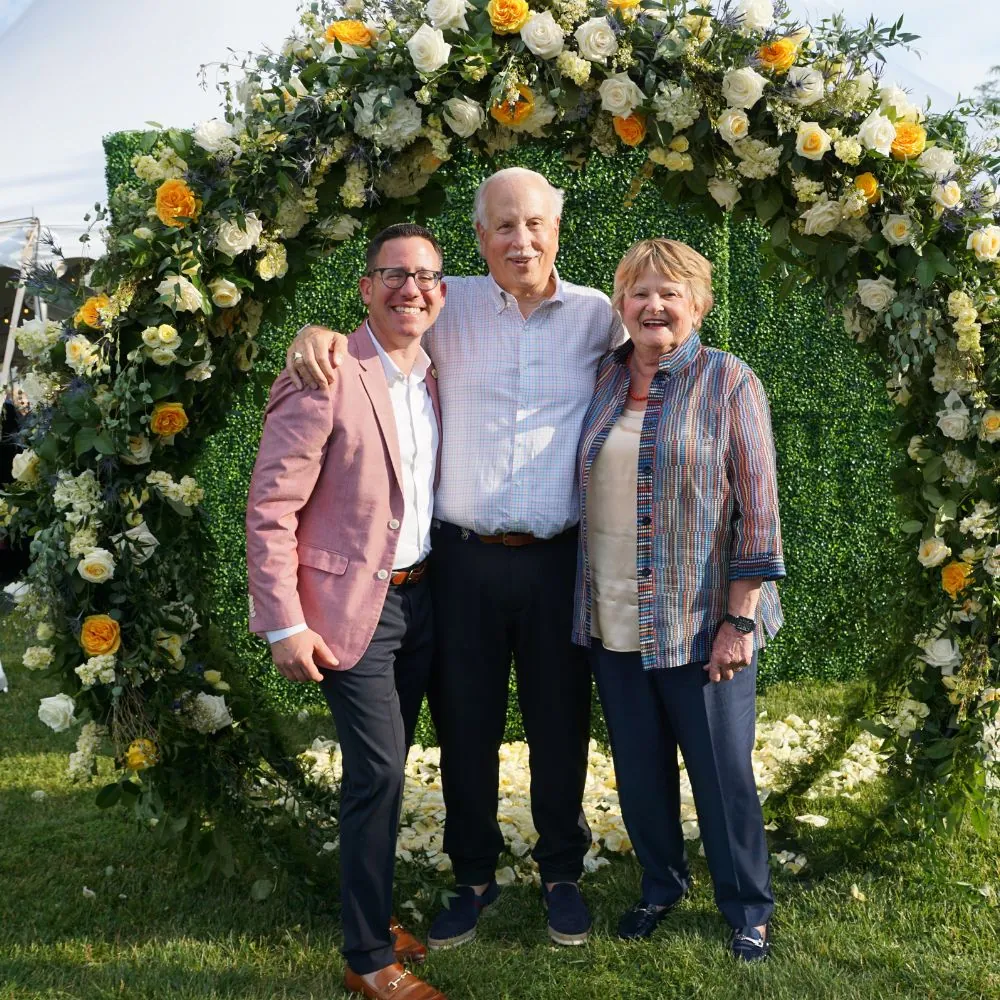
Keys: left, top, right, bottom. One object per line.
{"left": 477, "top": 531, "right": 543, "bottom": 547}
{"left": 390, "top": 558, "right": 429, "bottom": 586}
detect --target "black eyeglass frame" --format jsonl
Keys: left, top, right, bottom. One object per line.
{"left": 367, "top": 267, "right": 444, "bottom": 290}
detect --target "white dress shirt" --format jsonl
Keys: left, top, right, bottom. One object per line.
{"left": 266, "top": 324, "right": 438, "bottom": 644}
{"left": 424, "top": 272, "right": 625, "bottom": 539}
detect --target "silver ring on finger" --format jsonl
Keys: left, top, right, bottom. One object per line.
{"left": 293, "top": 351, "right": 304, "bottom": 363}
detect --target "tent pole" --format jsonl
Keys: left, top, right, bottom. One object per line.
{"left": 1, "top": 219, "right": 40, "bottom": 390}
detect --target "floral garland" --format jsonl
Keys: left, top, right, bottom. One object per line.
{"left": 3, "top": 0, "right": 1000, "bottom": 856}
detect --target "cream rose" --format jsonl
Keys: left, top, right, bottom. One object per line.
{"left": 193, "top": 118, "right": 237, "bottom": 154}
{"left": 77, "top": 548, "right": 116, "bottom": 584}
{"left": 857, "top": 276, "right": 896, "bottom": 312}
{"left": 917, "top": 146, "right": 957, "bottom": 180}
{"left": 937, "top": 391, "right": 971, "bottom": 441}
{"left": 110, "top": 521, "right": 159, "bottom": 565}
{"left": 575, "top": 17, "right": 618, "bottom": 63}
{"left": 721, "top": 66, "right": 767, "bottom": 109}
{"left": 796, "top": 121, "right": 832, "bottom": 160}
{"left": 406, "top": 24, "right": 451, "bottom": 74}
{"left": 932, "top": 181, "right": 963, "bottom": 213}
{"left": 38, "top": 693, "right": 76, "bottom": 733}
{"left": 879, "top": 84, "right": 922, "bottom": 123}
{"left": 11, "top": 449, "right": 40, "bottom": 484}
{"left": 156, "top": 275, "right": 204, "bottom": 313}
{"left": 717, "top": 108, "right": 749, "bottom": 145}
{"left": 857, "top": 110, "right": 896, "bottom": 155}
{"left": 122, "top": 435, "right": 153, "bottom": 465}
{"left": 521, "top": 11, "right": 563, "bottom": 59}
{"left": 917, "top": 537, "right": 951, "bottom": 568}
{"left": 980, "top": 410, "right": 1000, "bottom": 443}
{"left": 215, "top": 213, "right": 264, "bottom": 257}
{"left": 967, "top": 225, "right": 1000, "bottom": 262}
{"left": 598, "top": 73, "right": 645, "bottom": 117}
{"left": 707, "top": 177, "right": 741, "bottom": 211}
{"left": 785, "top": 66, "right": 825, "bottom": 106}
{"left": 881, "top": 213, "right": 913, "bottom": 246}
{"left": 736, "top": 0, "right": 775, "bottom": 32}
{"left": 442, "top": 95, "right": 486, "bottom": 137}
{"left": 316, "top": 214, "right": 363, "bottom": 241}
{"left": 801, "top": 199, "right": 842, "bottom": 236}
{"left": 918, "top": 636, "right": 961, "bottom": 672}
{"left": 150, "top": 347, "right": 177, "bottom": 366}
{"left": 425, "top": 0, "right": 471, "bottom": 31}
{"left": 209, "top": 277, "right": 242, "bottom": 308}
{"left": 907, "top": 435, "right": 926, "bottom": 463}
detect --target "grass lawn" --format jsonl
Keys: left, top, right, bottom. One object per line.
{"left": 1, "top": 623, "right": 998, "bottom": 1000}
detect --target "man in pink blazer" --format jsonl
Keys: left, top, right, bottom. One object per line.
{"left": 246, "top": 223, "right": 449, "bottom": 1000}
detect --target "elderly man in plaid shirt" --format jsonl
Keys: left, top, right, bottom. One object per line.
{"left": 285, "top": 167, "right": 625, "bottom": 948}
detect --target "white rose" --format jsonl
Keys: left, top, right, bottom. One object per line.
{"left": 77, "top": 548, "right": 116, "bottom": 584}
{"left": 707, "top": 177, "right": 741, "bottom": 211}
{"left": 22, "top": 646, "right": 54, "bottom": 671}
{"left": 316, "top": 214, "right": 363, "bottom": 241}
{"left": 121, "top": 435, "right": 153, "bottom": 465}
{"left": 442, "top": 95, "right": 486, "bottom": 138}
{"left": 11, "top": 449, "right": 40, "bottom": 484}
{"left": 717, "top": 108, "right": 749, "bottom": 145}
{"left": 801, "top": 200, "right": 843, "bottom": 236}
{"left": 967, "top": 225, "right": 1000, "bottom": 262}
{"left": 857, "top": 276, "right": 896, "bottom": 312}
{"left": 38, "top": 693, "right": 76, "bottom": 732}
{"left": 406, "top": 24, "right": 451, "bottom": 74}
{"left": 879, "top": 84, "right": 922, "bottom": 123}
{"left": 521, "top": 12, "right": 564, "bottom": 59}
{"left": 786, "top": 66, "right": 825, "bottom": 106}
{"left": 722, "top": 66, "right": 767, "bottom": 110}
{"left": 156, "top": 275, "right": 204, "bottom": 313}
{"left": 881, "top": 213, "right": 913, "bottom": 246}
{"left": 187, "top": 692, "right": 234, "bottom": 734}
{"left": 907, "top": 435, "right": 926, "bottom": 463}
{"left": 917, "top": 537, "right": 950, "bottom": 568}
{"left": 857, "top": 110, "right": 896, "bottom": 155}
{"left": 796, "top": 122, "right": 832, "bottom": 161}
{"left": 215, "top": 214, "right": 263, "bottom": 257}
{"left": 424, "top": 0, "right": 471, "bottom": 32}
{"left": 933, "top": 181, "right": 963, "bottom": 213}
{"left": 186, "top": 361, "right": 216, "bottom": 382}
{"left": 917, "top": 145, "right": 957, "bottom": 180}
{"left": 150, "top": 347, "right": 177, "bottom": 366}
{"left": 111, "top": 521, "right": 159, "bottom": 565}
{"left": 984, "top": 546, "right": 1000, "bottom": 578}
{"left": 193, "top": 118, "right": 237, "bottom": 154}
{"left": 209, "top": 277, "right": 242, "bottom": 308}
{"left": 575, "top": 17, "right": 618, "bottom": 63}
{"left": 598, "top": 73, "right": 645, "bottom": 117}
{"left": 852, "top": 68, "right": 877, "bottom": 99}
{"left": 918, "top": 637, "right": 961, "bottom": 672}
{"left": 937, "top": 391, "right": 971, "bottom": 441}
{"left": 736, "top": 0, "right": 775, "bottom": 32}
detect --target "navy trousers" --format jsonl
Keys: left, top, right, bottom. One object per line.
{"left": 590, "top": 642, "right": 773, "bottom": 929}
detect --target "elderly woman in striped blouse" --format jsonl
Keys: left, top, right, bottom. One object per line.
{"left": 572, "top": 238, "right": 785, "bottom": 963}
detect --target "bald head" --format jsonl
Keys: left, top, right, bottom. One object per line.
{"left": 472, "top": 168, "right": 564, "bottom": 229}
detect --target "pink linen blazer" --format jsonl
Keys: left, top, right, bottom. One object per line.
{"left": 245, "top": 323, "right": 441, "bottom": 670}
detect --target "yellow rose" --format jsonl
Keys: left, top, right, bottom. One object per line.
{"left": 325, "top": 19, "right": 374, "bottom": 47}
{"left": 757, "top": 37, "right": 799, "bottom": 74}
{"left": 150, "top": 401, "right": 189, "bottom": 437}
{"left": 669, "top": 135, "right": 690, "bottom": 152}
{"left": 980, "top": 410, "right": 1000, "bottom": 443}
{"left": 155, "top": 178, "right": 201, "bottom": 229}
{"left": 607, "top": 0, "right": 642, "bottom": 9}
{"left": 941, "top": 560, "right": 973, "bottom": 599}
{"left": 124, "top": 738, "right": 159, "bottom": 772}
{"left": 854, "top": 172, "right": 880, "bottom": 205}
{"left": 80, "top": 614, "right": 121, "bottom": 657}
{"left": 74, "top": 294, "right": 111, "bottom": 330}
{"left": 891, "top": 122, "right": 927, "bottom": 161}
{"left": 613, "top": 114, "right": 647, "bottom": 147}
{"left": 490, "top": 85, "right": 535, "bottom": 126}
{"left": 487, "top": 0, "right": 530, "bottom": 34}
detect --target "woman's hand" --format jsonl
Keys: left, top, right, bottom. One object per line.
{"left": 704, "top": 622, "right": 754, "bottom": 683}
{"left": 286, "top": 325, "right": 348, "bottom": 389}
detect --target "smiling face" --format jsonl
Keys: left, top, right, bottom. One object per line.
{"left": 620, "top": 266, "right": 704, "bottom": 356}
{"left": 475, "top": 174, "right": 560, "bottom": 300}
{"left": 359, "top": 236, "right": 446, "bottom": 350}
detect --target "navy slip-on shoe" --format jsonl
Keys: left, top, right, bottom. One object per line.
{"left": 427, "top": 881, "right": 500, "bottom": 950}
{"left": 730, "top": 925, "right": 770, "bottom": 963}
{"left": 542, "top": 882, "right": 591, "bottom": 946}
{"left": 617, "top": 892, "right": 688, "bottom": 940}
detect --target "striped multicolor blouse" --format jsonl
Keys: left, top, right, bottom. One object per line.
{"left": 572, "top": 332, "right": 786, "bottom": 670}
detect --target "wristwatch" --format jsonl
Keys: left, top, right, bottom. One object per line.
{"left": 723, "top": 613, "right": 756, "bottom": 634}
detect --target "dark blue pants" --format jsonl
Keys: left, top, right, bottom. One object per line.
{"left": 590, "top": 642, "right": 773, "bottom": 929}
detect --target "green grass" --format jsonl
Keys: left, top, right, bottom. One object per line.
{"left": 2, "top": 625, "right": 999, "bottom": 1000}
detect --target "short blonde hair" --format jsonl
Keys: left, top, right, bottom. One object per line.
{"left": 611, "top": 238, "right": 715, "bottom": 321}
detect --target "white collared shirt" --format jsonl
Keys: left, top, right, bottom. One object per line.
{"left": 266, "top": 323, "right": 437, "bottom": 644}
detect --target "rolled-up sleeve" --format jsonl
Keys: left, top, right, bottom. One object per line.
{"left": 726, "top": 370, "right": 785, "bottom": 581}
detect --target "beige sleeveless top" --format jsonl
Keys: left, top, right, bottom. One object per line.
{"left": 587, "top": 407, "right": 644, "bottom": 652}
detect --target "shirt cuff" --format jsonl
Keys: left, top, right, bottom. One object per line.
{"left": 729, "top": 555, "right": 786, "bottom": 582}
{"left": 266, "top": 623, "right": 308, "bottom": 644}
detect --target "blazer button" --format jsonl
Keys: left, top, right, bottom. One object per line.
{"left": 388, "top": 518, "right": 400, "bottom": 530}
{"left": 376, "top": 569, "right": 389, "bottom": 581}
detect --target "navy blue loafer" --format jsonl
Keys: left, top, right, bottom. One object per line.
{"left": 730, "top": 925, "right": 770, "bottom": 963}
{"left": 617, "top": 892, "right": 687, "bottom": 940}
{"left": 542, "top": 882, "right": 591, "bottom": 946}
{"left": 427, "top": 881, "right": 500, "bottom": 950}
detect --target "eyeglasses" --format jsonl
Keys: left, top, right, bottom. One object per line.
{"left": 368, "top": 267, "right": 443, "bottom": 290}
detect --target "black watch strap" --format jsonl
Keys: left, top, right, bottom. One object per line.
{"left": 723, "top": 613, "right": 755, "bottom": 634}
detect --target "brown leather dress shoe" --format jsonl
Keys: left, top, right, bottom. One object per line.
{"left": 390, "top": 915, "right": 428, "bottom": 964}
{"left": 343, "top": 962, "right": 447, "bottom": 999}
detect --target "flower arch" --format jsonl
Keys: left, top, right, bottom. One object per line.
{"left": 6, "top": 0, "right": 1000, "bottom": 867}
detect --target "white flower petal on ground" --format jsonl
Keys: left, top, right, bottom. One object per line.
{"left": 795, "top": 813, "right": 830, "bottom": 827}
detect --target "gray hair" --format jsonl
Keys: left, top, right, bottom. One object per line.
{"left": 471, "top": 168, "right": 565, "bottom": 229}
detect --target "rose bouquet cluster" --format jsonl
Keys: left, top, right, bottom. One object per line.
{"left": 2, "top": 0, "right": 999, "bottom": 853}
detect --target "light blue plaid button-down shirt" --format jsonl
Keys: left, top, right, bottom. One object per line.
{"left": 425, "top": 271, "right": 625, "bottom": 538}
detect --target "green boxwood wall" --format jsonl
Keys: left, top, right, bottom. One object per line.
{"left": 105, "top": 134, "right": 900, "bottom": 741}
